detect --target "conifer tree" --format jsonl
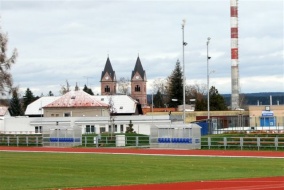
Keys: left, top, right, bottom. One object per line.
{"left": 22, "top": 88, "right": 36, "bottom": 112}
{"left": 167, "top": 59, "right": 183, "bottom": 108}
{"left": 83, "top": 84, "right": 94, "bottom": 95}
{"left": 153, "top": 90, "right": 165, "bottom": 108}
{"left": 209, "top": 86, "right": 228, "bottom": 111}
{"left": 9, "top": 87, "right": 23, "bottom": 116}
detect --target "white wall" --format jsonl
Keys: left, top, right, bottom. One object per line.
{"left": 1, "top": 115, "right": 171, "bottom": 135}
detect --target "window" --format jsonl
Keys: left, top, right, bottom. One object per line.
{"left": 64, "top": 112, "right": 71, "bottom": 117}
{"left": 86, "top": 125, "right": 95, "bottom": 133}
{"left": 135, "top": 85, "right": 140, "bottom": 92}
{"left": 120, "top": 125, "right": 124, "bottom": 133}
{"left": 35, "top": 126, "right": 42, "bottom": 133}
{"left": 105, "top": 85, "right": 110, "bottom": 92}
{"left": 100, "top": 127, "right": 106, "bottom": 133}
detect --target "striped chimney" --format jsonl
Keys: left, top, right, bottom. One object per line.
{"left": 230, "top": 0, "right": 240, "bottom": 110}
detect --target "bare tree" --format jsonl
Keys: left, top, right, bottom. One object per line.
{"left": 59, "top": 80, "right": 70, "bottom": 95}
{"left": 186, "top": 83, "right": 207, "bottom": 102}
{"left": 0, "top": 25, "right": 18, "bottom": 95}
{"left": 117, "top": 77, "right": 130, "bottom": 95}
{"left": 108, "top": 96, "right": 116, "bottom": 138}
{"left": 152, "top": 78, "right": 167, "bottom": 95}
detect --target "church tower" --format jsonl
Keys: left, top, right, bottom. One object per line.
{"left": 131, "top": 56, "right": 147, "bottom": 107}
{"left": 101, "top": 57, "right": 117, "bottom": 95}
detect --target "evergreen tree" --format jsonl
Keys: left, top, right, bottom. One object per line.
{"left": 22, "top": 88, "right": 36, "bottom": 112}
{"left": 126, "top": 120, "right": 135, "bottom": 133}
{"left": 0, "top": 25, "right": 18, "bottom": 95}
{"left": 153, "top": 90, "right": 165, "bottom": 108}
{"left": 209, "top": 86, "right": 228, "bottom": 111}
{"left": 83, "top": 84, "right": 94, "bottom": 95}
{"left": 9, "top": 88, "right": 23, "bottom": 116}
{"left": 195, "top": 98, "right": 207, "bottom": 111}
{"left": 48, "top": 91, "right": 54, "bottom": 96}
{"left": 167, "top": 60, "right": 183, "bottom": 108}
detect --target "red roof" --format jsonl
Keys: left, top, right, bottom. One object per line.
{"left": 44, "top": 91, "right": 109, "bottom": 108}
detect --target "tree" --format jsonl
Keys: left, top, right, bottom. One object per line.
{"left": 48, "top": 91, "right": 54, "bottom": 96}
{"left": 59, "top": 80, "right": 70, "bottom": 95}
{"left": 153, "top": 90, "right": 165, "bottom": 108}
{"left": 209, "top": 86, "right": 228, "bottom": 111}
{"left": 167, "top": 60, "right": 183, "bottom": 108}
{"left": 0, "top": 25, "right": 18, "bottom": 95}
{"left": 152, "top": 78, "right": 167, "bottom": 107}
{"left": 22, "top": 88, "right": 36, "bottom": 112}
{"left": 83, "top": 84, "right": 94, "bottom": 95}
{"left": 126, "top": 120, "right": 135, "bottom": 133}
{"left": 117, "top": 77, "right": 130, "bottom": 95}
{"left": 186, "top": 83, "right": 207, "bottom": 111}
{"left": 9, "top": 87, "right": 23, "bottom": 116}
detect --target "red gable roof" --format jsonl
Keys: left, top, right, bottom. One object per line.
{"left": 44, "top": 91, "right": 109, "bottom": 108}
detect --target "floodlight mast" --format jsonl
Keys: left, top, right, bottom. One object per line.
{"left": 207, "top": 37, "right": 211, "bottom": 121}
{"left": 182, "top": 19, "right": 187, "bottom": 123}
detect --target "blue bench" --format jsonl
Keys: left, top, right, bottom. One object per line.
{"left": 158, "top": 138, "right": 192, "bottom": 144}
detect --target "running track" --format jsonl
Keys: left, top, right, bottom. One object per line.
{"left": 1, "top": 146, "right": 284, "bottom": 190}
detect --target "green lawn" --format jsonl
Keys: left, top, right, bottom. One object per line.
{"left": 0, "top": 152, "right": 283, "bottom": 190}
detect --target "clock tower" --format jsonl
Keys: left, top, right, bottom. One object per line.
{"left": 131, "top": 56, "right": 147, "bottom": 107}
{"left": 101, "top": 57, "right": 117, "bottom": 95}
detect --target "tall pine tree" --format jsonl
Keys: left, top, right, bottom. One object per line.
{"left": 167, "top": 60, "right": 183, "bottom": 108}
{"left": 153, "top": 90, "right": 165, "bottom": 108}
{"left": 9, "top": 87, "right": 23, "bottom": 116}
{"left": 22, "top": 88, "right": 36, "bottom": 112}
{"left": 83, "top": 85, "right": 94, "bottom": 95}
{"left": 209, "top": 86, "right": 228, "bottom": 111}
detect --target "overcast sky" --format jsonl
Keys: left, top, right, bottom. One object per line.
{"left": 1, "top": 0, "right": 283, "bottom": 97}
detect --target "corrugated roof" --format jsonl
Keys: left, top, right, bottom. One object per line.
{"left": 0, "top": 106, "right": 9, "bottom": 116}
{"left": 44, "top": 91, "right": 109, "bottom": 108}
{"left": 94, "top": 95, "right": 137, "bottom": 114}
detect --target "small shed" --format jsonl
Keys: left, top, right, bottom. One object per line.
{"left": 150, "top": 123, "right": 201, "bottom": 149}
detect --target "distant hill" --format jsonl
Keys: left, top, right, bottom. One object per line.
{"left": 222, "top": 92, "right": 284, "bottom": 106}
{"left": 147, "top": 92, "right": 284, "bottom": 106}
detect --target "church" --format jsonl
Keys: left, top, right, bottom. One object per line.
{"left": 100, "top": 56, "right": 148, "bottom": 107}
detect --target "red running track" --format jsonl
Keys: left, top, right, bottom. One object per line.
{"left": 1, "top": 146, "right": 284, "bottom": 190}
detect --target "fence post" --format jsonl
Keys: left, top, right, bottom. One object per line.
{"left": 275, "top": 137, "right": 278, "bottom": 151}
{"left": 224, "top": 137, "right": 227, "bottom": 150}
{"left": 208, "top": 137, "right": 211, "bottom": 149}
{"left": 240, "top": 137, "right": 243, "bottom": 150}
{"left": 17, "top": 136, "right": 19, "bottom": 147}
{"left": 85, "top": 136, "right": 87, "bottom": 147}
{"left": 7, "top": 136, "right": 10, "bottom": 146}
{"left": 136, "top": 136, "right": 139, "bottom": 147}
{"left": 36, "top": 136, "right": 38, "bottom": 146}
{"left": 26, "top": 136, "right": 28, "bottom": 146}
{"left": 257, "top": 137, "right": 260, "bottom": 151}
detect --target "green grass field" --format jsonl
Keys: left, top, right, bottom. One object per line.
{"left": 0, "top": 152, "right": 283, "bottom": 190}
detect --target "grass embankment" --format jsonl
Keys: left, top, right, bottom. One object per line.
{"left": 0, "top": 151, "right": 283, "bottom": 190}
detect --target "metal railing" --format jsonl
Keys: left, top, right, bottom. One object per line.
{"left": 201, "top": 136, "right": 284, "bottom": 151}
{"left": 1, "top": 135, "right": 284, "bottom": 151}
